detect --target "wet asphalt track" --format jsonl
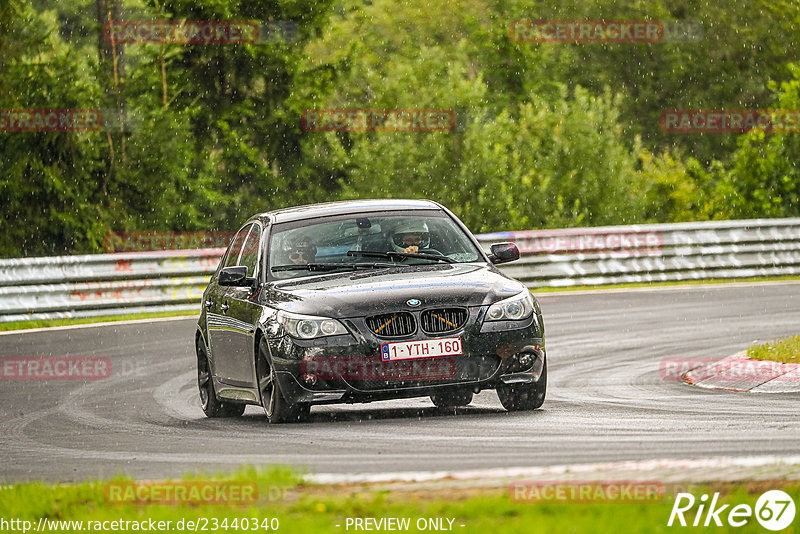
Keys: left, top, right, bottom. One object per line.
{"left": 1, "top": 282, "right": 799, "bottom": 483}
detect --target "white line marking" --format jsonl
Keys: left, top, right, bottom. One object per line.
{"left": 0, "top": 315, "right": 198, "bottom": 336}
{"left": 306, "top": 455, "right": 800, "bottom": 484}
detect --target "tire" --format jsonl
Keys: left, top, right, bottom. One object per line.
{"left": 496, "top": 359, "right": 547, "bottom": 411}
{"left": 196, "top": 336, "right": 245, "bottom": 418}
{"left": 257, "top": 337, "right": 309, "bottom": 424}
{"left": 430, "top": 389, "right": 474, "bottom": 408}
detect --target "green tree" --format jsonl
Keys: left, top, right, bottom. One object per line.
{"left": 713, "top": 64, "right": 800, "bottom": 219}
{"left": 0, "top": 2, "right": 108, "bottom": 256}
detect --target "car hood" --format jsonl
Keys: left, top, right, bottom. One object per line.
{"left": 262, "top": 263, "right": 526, "bottom": 318}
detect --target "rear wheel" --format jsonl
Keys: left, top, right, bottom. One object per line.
{"left": 257, "top": 337, "right": 309, "bottom": 424}
{"left": 430, "top": 389, "right": 473, "bottom": 408}
{"left": 196, "top": 336, "right": 245, "bottom": 418}
{"left": 496, "top": 360, "right": 547, "bottom": 411}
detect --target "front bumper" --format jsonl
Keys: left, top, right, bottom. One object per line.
{"left": 267, "top": 309, "right": 544, "bottom": 405}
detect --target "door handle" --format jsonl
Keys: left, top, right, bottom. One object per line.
{"left": 221, "top": 303, "right": 229, "bottom": 313}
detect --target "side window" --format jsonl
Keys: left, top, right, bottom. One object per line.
{"left": 239, "top": 225, "right": 262, "bottom": 277}
{"left": 222, "top": 225, "right": 251, "bottom": 269}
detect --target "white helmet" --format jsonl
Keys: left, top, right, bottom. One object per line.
{"left": 390, "top": 220, "right": 430, "bottom": 252}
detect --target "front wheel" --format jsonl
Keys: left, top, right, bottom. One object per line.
{"left": 196, "top": 336, "right": 245, "bottom": 418}
{"left": 496, "top": 360, "right": 547, "bottom": 411}
{"left": 257, "top": 337, "right": 309, "bottom": 424}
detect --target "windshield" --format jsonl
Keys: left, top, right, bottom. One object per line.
{"left": 268, "top": 210, "right": 483, "bottom": 279}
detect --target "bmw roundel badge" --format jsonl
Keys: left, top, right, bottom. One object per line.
{"left": 406, "top": 299, "right": 421, "bottom": 307}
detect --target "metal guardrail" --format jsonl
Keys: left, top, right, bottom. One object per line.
{"left": 0, "top": 249, "right": 223, "bottom": 323}
{"left": 477, "top": 218, "right": 800, "bottom": 287}
{"left": 1, "top": 219, "right": 799, "bottom": 323}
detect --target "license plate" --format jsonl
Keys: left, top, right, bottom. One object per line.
{"left": 380, "top": 337, "right": 462, "bottom": 361}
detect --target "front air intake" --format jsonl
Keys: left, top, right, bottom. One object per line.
{"left": 366, "top": 312, "right": 416, "bottom": 337}
{"left": 421, "top": 308, "right": 468, "bottom": 333}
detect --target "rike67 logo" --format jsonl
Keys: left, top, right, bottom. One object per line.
{"left": 668, "top": 490, "right": 796, "bottom": 530}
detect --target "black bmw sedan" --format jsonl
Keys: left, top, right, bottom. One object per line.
{"left": 196, "top": 199, "right": 546, "bottom": 423}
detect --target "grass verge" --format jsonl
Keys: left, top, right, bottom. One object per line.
{"left": 0, "top": 310, "right": 197, "bottom": 332}
{"left": 748, "top": 335, "right": 800, "bottom": 364}
{"left": 1, "top": 468, "right": 798, "bottom": 533}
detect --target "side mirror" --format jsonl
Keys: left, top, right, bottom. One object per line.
{"left": 488, "top": 242, "right": 520, "bottom": 264}
{"left": 219, "top": 266, "right": 255, "bottom": 287}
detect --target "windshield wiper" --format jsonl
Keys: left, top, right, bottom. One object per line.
{"left": 346, "top": 250, "right": 455, "bottom": 263}
{"left": 271, "top": 262, "right": 398, "bottom": 272}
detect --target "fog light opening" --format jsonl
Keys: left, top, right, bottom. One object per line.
{"left": 515, "top": 346, "right": 544, "bottom": 376}
{"left": 301, "top": 373, "right": 318, "bottom": 386}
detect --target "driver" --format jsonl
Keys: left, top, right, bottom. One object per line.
{"left": 390, "top": 220, "right": 432, "bottom": 254}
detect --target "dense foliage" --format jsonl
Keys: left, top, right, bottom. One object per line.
{"left": 1, "top": 0, "right": 799, "bottom": 256}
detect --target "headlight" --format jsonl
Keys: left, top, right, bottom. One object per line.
{"left": 485, "top": 291, "right": 535, "bottom": 321}
{"left": 276, "top": 311, "right": 348, "bottom": 339}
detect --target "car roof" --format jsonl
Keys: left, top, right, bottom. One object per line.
{"left": 252, "top": 199, "right": 444, "bottom": 224}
